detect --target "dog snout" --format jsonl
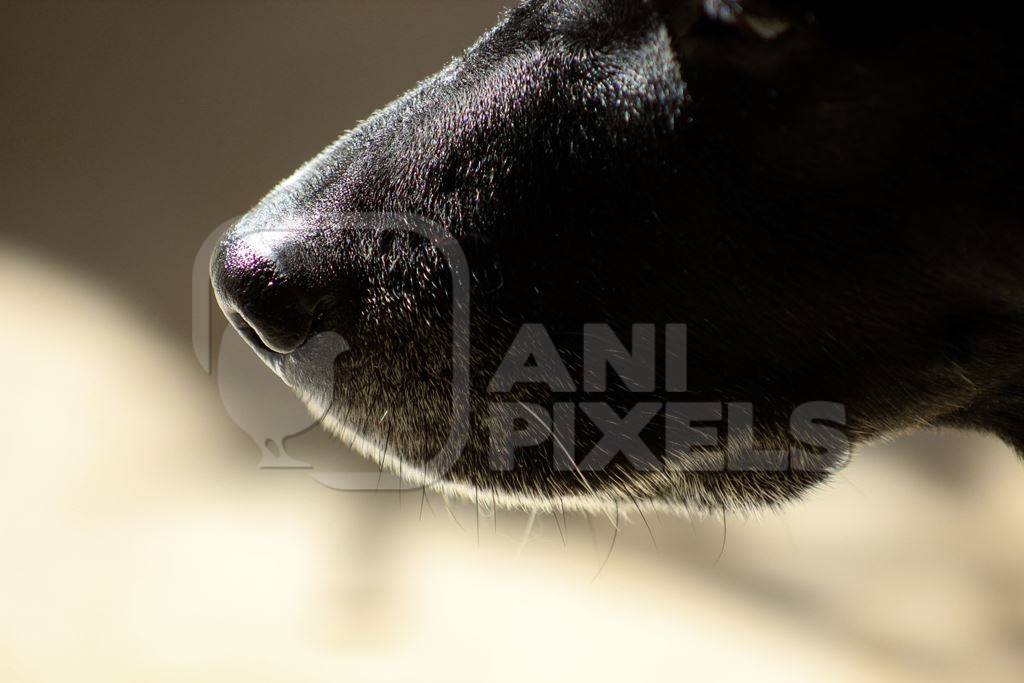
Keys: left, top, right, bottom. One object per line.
{"left": 211, "top": 228, "right": 332, "bottom": 354}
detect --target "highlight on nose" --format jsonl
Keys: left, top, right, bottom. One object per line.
{"left": 211, "top": 229, "right": 327, "bottom": 354}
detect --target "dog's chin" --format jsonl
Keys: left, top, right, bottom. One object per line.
{"left": 290, "top": 393, "right": 828, "bottom": 517}
{"left": 227, "top": 336, "right": 829, "bottom": 517}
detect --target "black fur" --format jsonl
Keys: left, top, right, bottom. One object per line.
{"left": 212, "top": 0, "right": 1024, "bottom": 513}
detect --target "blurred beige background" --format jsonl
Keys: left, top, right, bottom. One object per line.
{"left": 2, "top": 2, "right": 1023, "bottom": 681}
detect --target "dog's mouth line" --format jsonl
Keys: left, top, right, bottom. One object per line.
{"left": 313, "top": 404, "right": 687, "bottom": 515}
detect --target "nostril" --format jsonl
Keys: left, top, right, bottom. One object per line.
{"left": 211, "top": 233, "right": 326, "bottom": 355}
{"left": 228, "top": 311, "right": 274, "bottom": 354}
{"left": 230, "top": 283, "right": 318, "bottom": 354}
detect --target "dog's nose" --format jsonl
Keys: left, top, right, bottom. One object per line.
{"left": 211, "top": 229, "right": 330, "bottom": 354}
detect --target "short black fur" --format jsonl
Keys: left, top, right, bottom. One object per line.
{"left": 212, "top": 0, "right": 1024, "bottom": 513}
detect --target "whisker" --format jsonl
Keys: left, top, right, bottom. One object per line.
{"left": 445, "top": 500, "right": 465, "bottom": 531}
{"left": 516, "top": 511, "right": 537, "bottom": 557}
{"left": 552, "top": 502, "right": 566, "bottom": 546}
{"left": 591, "top": 503, "right": 620, "bottom": 583}
{"left": 714, "top": 505, "right": 728, "bottom": 566}
{"left": 632, "top": 495, "right": 658, "bottom": 552}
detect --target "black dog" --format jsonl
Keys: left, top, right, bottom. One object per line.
{"left": 212, "top": 0, "right": 1023, "bottom": 514}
